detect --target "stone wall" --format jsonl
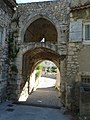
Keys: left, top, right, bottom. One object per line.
{"left": 67, "top": 4, "right": 90, "bottom": 114}
{"left": 64, "top": 42, "right": 90, "bottom": 114}
{"left": 17, "top": 0, "right": 70, "bottom": 44}
{"left": 71, "top": 0, "right": 90, "bottom": 8}
{"left": 0, "top": 0, "right": 15, "bottom": 102}
{"left": 65, "top": 42, "right": 81, "bottom": 110}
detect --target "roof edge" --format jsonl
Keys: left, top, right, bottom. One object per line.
{"left": 71, "top": 1, "right": 90, "bottom": 11}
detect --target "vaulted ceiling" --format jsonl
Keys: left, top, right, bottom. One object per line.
{"left": 22, "top": 47, "right": 60, "bottom": 82}
{"left": 24, "top": 18, "right": 57, "bottom": 42}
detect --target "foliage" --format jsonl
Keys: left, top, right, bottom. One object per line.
{"left": 5, "top": 11, "right": 20, "bottom": 100}
{"left": 36, "top": 64, "right": 42, "bottom": 71}
{"left": 11, "top": 10, "right": 20, "bottom": 27}
{"left": 6, "top": 32, "right": 20, "bottom": 62}
{"left": 51, "top": 66, "right": 57, "bottom": 73}
{"left": 35, "top": 64, "right": 42, "bottom": 80}
{"left": 47, "top": 67, "right": 50, "bottom": 72}
{"left": 11, "top": 64, "right": 18, "bottom": 73}
{"left": 6, "top": 30, "right": 20, "bottom": 80}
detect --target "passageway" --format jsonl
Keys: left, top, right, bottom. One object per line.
{"left": 18, "top": 17, "right": 61, "bottom": 109}
{"left": 25, "top": 76, "right": 61, "bottom": 108}
{"left": 19, "top": 59, "right": 61, "bottom": 108}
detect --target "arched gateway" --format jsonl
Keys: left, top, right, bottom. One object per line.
{"left": 9, "top": 1, "right": 69, "bottom": 108}
{"left": 1, "top": 0, "right": 90, "bottom": 116}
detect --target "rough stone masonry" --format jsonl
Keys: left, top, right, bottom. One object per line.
{"left": 0, "top": 0, "right": 90, "bottom": 116}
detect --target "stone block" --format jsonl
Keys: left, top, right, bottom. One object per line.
{"left": 68, "top": 51, "right": 74, "bottom": 55}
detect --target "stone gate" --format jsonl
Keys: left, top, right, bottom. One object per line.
{"left": 1, "top": 0, "right": 90, "bottom": 116}
{"left": 10, "top": 0, "right": 70, "bottom": 105}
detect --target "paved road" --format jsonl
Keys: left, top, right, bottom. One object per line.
{"left": 26, "top": 87, "right": 61, "bottom": 108}
{"left": 0, "top": 102, "right": 71, "bottom": 120}
{"left": 23, "top": 77, "right": 60, "bottom": 108}
{"left": 0, "top": 77, "right": 71, "bottom": 120}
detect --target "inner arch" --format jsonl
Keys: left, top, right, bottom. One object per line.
{"left": 21, "top": 47, "right": 60, "bottom": 92}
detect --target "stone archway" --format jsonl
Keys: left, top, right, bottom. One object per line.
{"left": 17, "top": 15, "right": 62, "bottom": 101}
{"left": 14, "top": 12, "right": 67, "bottom": 102}
{"left": 21, "top": 47, "right": 60, "bottom": 93}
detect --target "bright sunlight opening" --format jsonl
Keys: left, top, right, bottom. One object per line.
{"left": 19, "top": 60, "right": 59, "bottom": 102}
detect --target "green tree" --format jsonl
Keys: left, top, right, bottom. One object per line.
{"left": 47, "top": 67, "right": 50, "bottom": 72}
{"left": 51, "top": 66, "right": 57, "bottom": 73}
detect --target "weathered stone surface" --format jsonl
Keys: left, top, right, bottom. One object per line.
{"left": 0, "top": 0, "right": 90, "bottom": 117}
{"left": 71, "top": 0, "right": 90, "bottom": 8}
{"left": 0, "top": 0, "right": 15, "bottom": 102}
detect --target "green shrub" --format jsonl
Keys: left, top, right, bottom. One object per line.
{"left": 35, "top": 64, "right": 42, "bottom": 80}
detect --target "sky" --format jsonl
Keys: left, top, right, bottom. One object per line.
{"left": 16, "top": 0, "right": 52, "bottom": 3}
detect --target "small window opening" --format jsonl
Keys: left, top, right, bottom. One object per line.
{"left": 41, "top": 38, "right": 45, "bottom": 43}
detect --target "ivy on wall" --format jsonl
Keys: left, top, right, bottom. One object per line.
{"left": 5, "top": 12, "right": 20, "bottom": 99}
{"left": 6, "top": 8, "right": 20, "bottom": 80}
{"left": 6, "top": 31, "right": 20, "bottom": 78}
